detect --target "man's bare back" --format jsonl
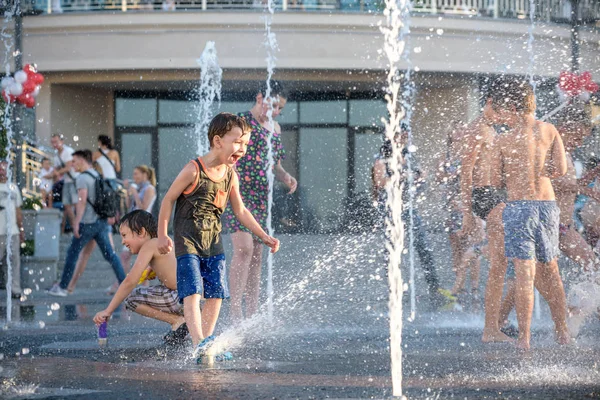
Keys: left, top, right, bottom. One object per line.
{"left": 492, "top": 117, "right": 567, "bottom": 201}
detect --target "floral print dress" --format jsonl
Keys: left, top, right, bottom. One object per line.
{"left": 222, "top": 111, "right": 285, "bottom": 235}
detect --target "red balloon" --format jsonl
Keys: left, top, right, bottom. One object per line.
{"left": 22, "top": 80, "right": 36, "bottom": 94}
{"left": 24, "top": 96, "right": 35, "bottom": 108}
{"left": 23, "top": 64, "right": 36, "bottom": 75}
{"left": 16, "top": 93, "right": 28, "bottom": 104}
{"left": 32, "top": 73, "right": 44, "bottom": 85}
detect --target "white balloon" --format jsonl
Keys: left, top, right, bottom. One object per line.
{"left": 1, "top": 77, "right": 13, "bottom": 89}
{"left": 14, "top": 70, "right": 27, "bottom": 84}
{"left": 32, "top": 85, "right": 40, "bottom": 97}
{"left": 579, "top": 92, "right": 591, "bottom": 102}
{"left": 9, "top": 82, "right": 23, "bottom": 96}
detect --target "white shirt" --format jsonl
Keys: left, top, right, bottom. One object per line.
{"left": 0, "top": 182, "right": 22, "bottom": 236}
{"left": 96, "top": 149, "right": 117, "bottom": 180}
{"left": 53, "top": 145, "right": 79, "bottom": 183}
{"left": 38, "top": 167, "right": 54, "bottom": 191}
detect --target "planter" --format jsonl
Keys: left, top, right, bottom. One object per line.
{"left": 20, "top": 208, "right": 62, "bottom": 289}
{"left": 34, "top": 208, "right": 62, "bottom": 259}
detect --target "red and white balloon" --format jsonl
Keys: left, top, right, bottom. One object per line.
{"left": 1, "top": 64, "right": 44, "bottom": 108}
{"left": 558, "top": 71, "right": 599, "bottom": 103}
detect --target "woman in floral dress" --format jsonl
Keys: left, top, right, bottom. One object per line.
{"left": 223, "top": 81, "right": 297, "bottom": 322}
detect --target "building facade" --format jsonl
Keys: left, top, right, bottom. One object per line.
{"left": 5, "top": 1, "right": 600, "bottom": 231}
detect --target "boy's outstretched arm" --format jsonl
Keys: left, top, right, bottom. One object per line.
{"left": 157, "top": 162, "right": 197, "bottom": 254}
{"left": 93, "top": 242, "right": 156, "bottom": 325}
{"left": 229, "top": 172, "right": 280, "bottom": 253}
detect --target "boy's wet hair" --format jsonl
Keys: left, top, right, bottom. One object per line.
{"left": 552, "top": 102, "right": 591, "bottom": 129}
{"left": 73, "top": 149, "right": 93, "bottom": 164}
{"left": 41, "top": 157, "right": 50, "bottom": 163}
{"left": 258, "top": 80, "right": 287, "bottom": 100}
{"left": 119, "top": 210, "right": 158, "bottom": 238}
{"left": 489, "top": 76, "right": 536, "bottom": 114}
{"left": 207, "top": 112, "right": 251, "bottom": 147}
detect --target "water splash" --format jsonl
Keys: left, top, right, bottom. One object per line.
{"left": 195, "top": 41, "right": 222, "bottom": 155}
{"left": 399, "top": 0, "right": 416, "bottom": 323}
{"left": 211, "top": 234, "right": 385, "bottom": 354}
{"left": 263, "top": 0, "right": 278, "bottom": 322}
{"left": 380, "top": 0, "right": 410, "bottom": 396}
{"left": 1, "top": 1, "right": 17, "bottom": 325}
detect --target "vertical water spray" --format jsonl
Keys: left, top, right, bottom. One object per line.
{"left": 399, "top": 1, "right": 416, "bottom": 322}
{"left": 1, "top": 2, "right": 17, "bottom": 324}
{"left": 263, "top": 0, "right": 278, "bottom": 322}
{"left": 527, "top": 0, "right": 542, "bottom": 321}
{"left": 195, "top": 41, "right": 223, "bottom": 155}
{"left": 380, "top": 0, "right": 409, "bottom": 396}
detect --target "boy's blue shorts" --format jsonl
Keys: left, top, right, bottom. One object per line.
{"left": 176, "top": 253, "right": 229, "bottom": 301}
{"left": 502, "top": 200, "right": 560, "bottom": 264}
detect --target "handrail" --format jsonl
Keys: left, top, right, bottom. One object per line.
{"left": 25, "top": 0, "right": 600, "bottom": 22}
{"left": 9, "top": 140, "right": 53, "bottom": 200}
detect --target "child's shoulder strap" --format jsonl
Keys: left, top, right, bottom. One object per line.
{"left": 183, "top": 158, "right": 202, "bottom": 196}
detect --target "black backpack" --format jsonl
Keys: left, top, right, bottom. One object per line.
{"left": 83, "top": 171, "right": 118, "bottom": 219}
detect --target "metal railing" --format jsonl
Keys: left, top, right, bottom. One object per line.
{"left": 23, "top": 0, "right": 600, "bottom": 21}
{"left": 9, "top": 141, "right": 52, "bottom": 199}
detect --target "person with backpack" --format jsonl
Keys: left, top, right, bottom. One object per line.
{"left": 66, "top": 137, "right": 123, "bottom": 294}
{"left": 48, "top": 150, "right": 125, "bottom": 297}
{"left": 94, "top": 135, "right": 121, "bottom": 190}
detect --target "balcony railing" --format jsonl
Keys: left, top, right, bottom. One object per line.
{"left": 22, "top": 0, "right": 600, "bottom": 22}
{"left": 9, "top": 141, "right": 52, "bottom": 200}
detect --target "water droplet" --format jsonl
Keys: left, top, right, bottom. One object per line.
{"left": 38, "top": 321, "right": 45, "bottom": 329}
{"left": 23, "top": 288, "right": 32, "bottom": 295}
{"left": 21, "top": 348, "right": 29, "bottom": 355}
{"left": 50, "top": 303, "right": 60, "bottom": 311}
{"left": 413, "top": 47, "right": 422, "bottom": 54}
{"left": 73, "top": 136, "right": 79, "bottom": 142}
{"left": 436, "top": 29, "right": 444, "bottom": 35}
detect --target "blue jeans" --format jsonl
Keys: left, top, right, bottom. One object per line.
{"left": 59, "top": 219, "right": 125, "bottom": 289}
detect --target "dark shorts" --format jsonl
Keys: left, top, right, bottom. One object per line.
{"left": 472, "top": 186, "right": 507, "bottom": 221}
{"left": 502, "top": 201, "right": 560, "bottom": 263}
{"left": 176, "top": 253, "right": 229, "bottom": 300}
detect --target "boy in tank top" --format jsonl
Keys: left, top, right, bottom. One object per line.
{"left": 157, "top": 113, "right": 279, "bottom": 363}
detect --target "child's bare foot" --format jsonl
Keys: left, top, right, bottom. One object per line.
{"left": 556, "top": 329, "right": 571, "bottom": 345}
{"left": 482, "top": 329, "right": 515, "bottom": 343}
{"left": 515, "top": 338, "right": 531, "bottom": 351}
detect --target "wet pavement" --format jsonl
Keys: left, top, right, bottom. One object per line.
{"left": 1, "top": 234, "right": 600, "bottom": 399}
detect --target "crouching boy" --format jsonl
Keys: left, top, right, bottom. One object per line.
{"left": 93, "top": 210, "right": 188, "bottom": 345}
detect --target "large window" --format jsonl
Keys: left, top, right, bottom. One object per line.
{"left": 115, "top": 90, "right": 384, "bottom": 232}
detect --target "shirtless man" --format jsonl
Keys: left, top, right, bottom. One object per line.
{"left": 94, "top": 210, "right": 188, "bottom": 345}
{"left": 490, "top": 76, "right": 570, "bottom": 350}
{"left": 455, "top": 89, "right": 512, "bottom": 340}
{"left": 497, "top": 104, "right": 598, "bottom": 336}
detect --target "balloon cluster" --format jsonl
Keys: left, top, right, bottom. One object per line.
{"left": 558, "top": 71, "right": 599, "bottom": 102}
{"left": 1, "top": 64, "right": 44, "bottom": 108}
